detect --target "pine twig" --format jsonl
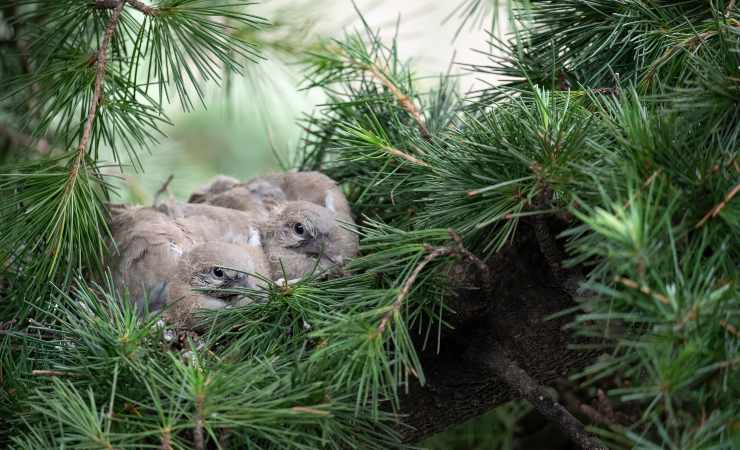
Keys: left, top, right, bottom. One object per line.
{"left": 68, "top": 0, "right": 126, "bottom": 185}
{"left": 383, "top": 145, "right": 429, "bottom": 167}
{"left": 366, "top": 63, "right": 430, "bottom": 139}
{"left": 376, "top": 244, "right": 451, "bottom": 335}
{"left": 31, "top": 370, "right": 78, "bottom": 377}
{"left": 193, "top": 393, "right": 205, "bottom": 450}
{"left": 695, "top": 183, "right": 740, "bottom": 228}
{"left": 161, "top": 427, "right": 172, "bottom": 450}
{"left": 482, "top": 350, "right": 609, "bottom": 450}
{"left": 614, "top": 276, "right": 670, "bottom": 305}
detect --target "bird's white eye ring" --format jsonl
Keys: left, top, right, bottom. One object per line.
{"left": 293, "top": 223, "right": 305, "bottom": 236}
{"left": 212, "top": 267, "right": 225, "bottom": 278}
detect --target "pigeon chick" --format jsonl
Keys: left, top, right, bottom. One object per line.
{"left": 257, "top": 171, "right": 353, "bottom": 220}
{"left": 108, "top": 204, "right": 196, "bottom": 314}
{"left": 188, "top": 175, "right": 240, "bottom": 203}
{"left": 166, "top": 241, "right": 270, "bottom": 327}
{"left": 107, "top": 204, "right": 269, "bottom": 328}
{"left": 189, "top": 176, "right": 286, "bottom": 221}
{"left": 155, "top": 201, "right": 263, "bottom": 248}
{"left": 262, "top": 200, "right": 359, "bottom": 281}
{"left": 190, "top": 171, "right": 352, "bottom": 220}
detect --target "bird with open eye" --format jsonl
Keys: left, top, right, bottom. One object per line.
{"left": 107, "top": 204, "right": 269, "bottom": 328}
{"left": 188, "top": 171, "right": 359, "bottom": 278}
{"left": 261, "top": 200, "right": 359, "bottom": 282}
{"left": 166, "top": 241, "right": 270, "bottom": 327}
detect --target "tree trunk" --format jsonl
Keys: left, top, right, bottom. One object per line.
{"left": 397, "top": 222, "right": 597, "bottom": 443}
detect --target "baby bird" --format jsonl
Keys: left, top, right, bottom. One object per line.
{"left": 167, "top": 241, "right": 269, "bottom": 326}
{"left": 259, "top": 171, "right": 353, "bottom": 220}
{"left": 107, "top": 204, "right": 269, "bottom": 328}
{"left": 262, "top": 200, "right": 359, "bottom": 281}
{"left": 156, "top": 199, "right": 358, "bottom": 281}
{"left": 190, "top": 171, "right": 353, "bottom": 220}
{"left": 188, "top": 171, "right": 359, "bottom": 277}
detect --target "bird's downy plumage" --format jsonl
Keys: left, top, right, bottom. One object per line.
{"left": 262, "top": 200, "right": 359, "bottom": 280}
{"left": 107, "top": 204, "right": 269, "bottom": 328}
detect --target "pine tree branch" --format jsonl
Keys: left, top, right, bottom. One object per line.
{"left": 481, "top": 350, "right": 608, "bottom": 450}
{"left": 695, "top": 183, "right": 739, "bottom": 228}
{"left": 193, "top": 392, "right": 205, "bottom": 450}
{"left": 68, "top": 0, "right": 126, "bottom": 185}
{"left": 365, "top": 64, "right": 430, "bottom": 139}
{"left": 376, "top": 244, "right": 451, "bottom": 336}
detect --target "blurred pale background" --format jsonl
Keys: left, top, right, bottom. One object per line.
{"left": 107, "top": 0, "right": 509, "bottom": 204}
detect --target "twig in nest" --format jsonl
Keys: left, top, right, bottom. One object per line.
{"left": 153, "top": 174, "right": 175, "bottom": 207}
{"left": 482, "top": 350, "right": 609, "bottom": 450}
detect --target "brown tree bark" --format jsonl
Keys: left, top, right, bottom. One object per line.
{"left": 396, "top": 222, "right": 599, "bottom": 444}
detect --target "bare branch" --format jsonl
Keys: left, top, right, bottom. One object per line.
{"left": 481, "top": 350, "right": 609, "bottom": 450}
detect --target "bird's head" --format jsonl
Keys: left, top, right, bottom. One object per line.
{"left": 265, "top": 201, "right": 350, "bottom": 268}
{"left": 183, "top": 241, "right": 269, "bottom": 301}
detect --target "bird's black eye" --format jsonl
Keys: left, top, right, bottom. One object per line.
{"left": 293, "top": 223, "right": 305, "bottom": 236}
{"left": 212, "top": 267, "right": 224, "bottom": 278}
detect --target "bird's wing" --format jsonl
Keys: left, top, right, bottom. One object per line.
{"left": 109, "top": 206, "right": 194, "bottom": 312}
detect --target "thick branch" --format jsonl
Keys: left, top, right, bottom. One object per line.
{"left": 481, "top": 350, "right": 608, "bottom": 450}
{"left": 395, "top": 224, "right": 599, "bottom": 443}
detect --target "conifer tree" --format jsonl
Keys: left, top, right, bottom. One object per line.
{"left": 1, "top": 1, "right": 738, "bottom": 450}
